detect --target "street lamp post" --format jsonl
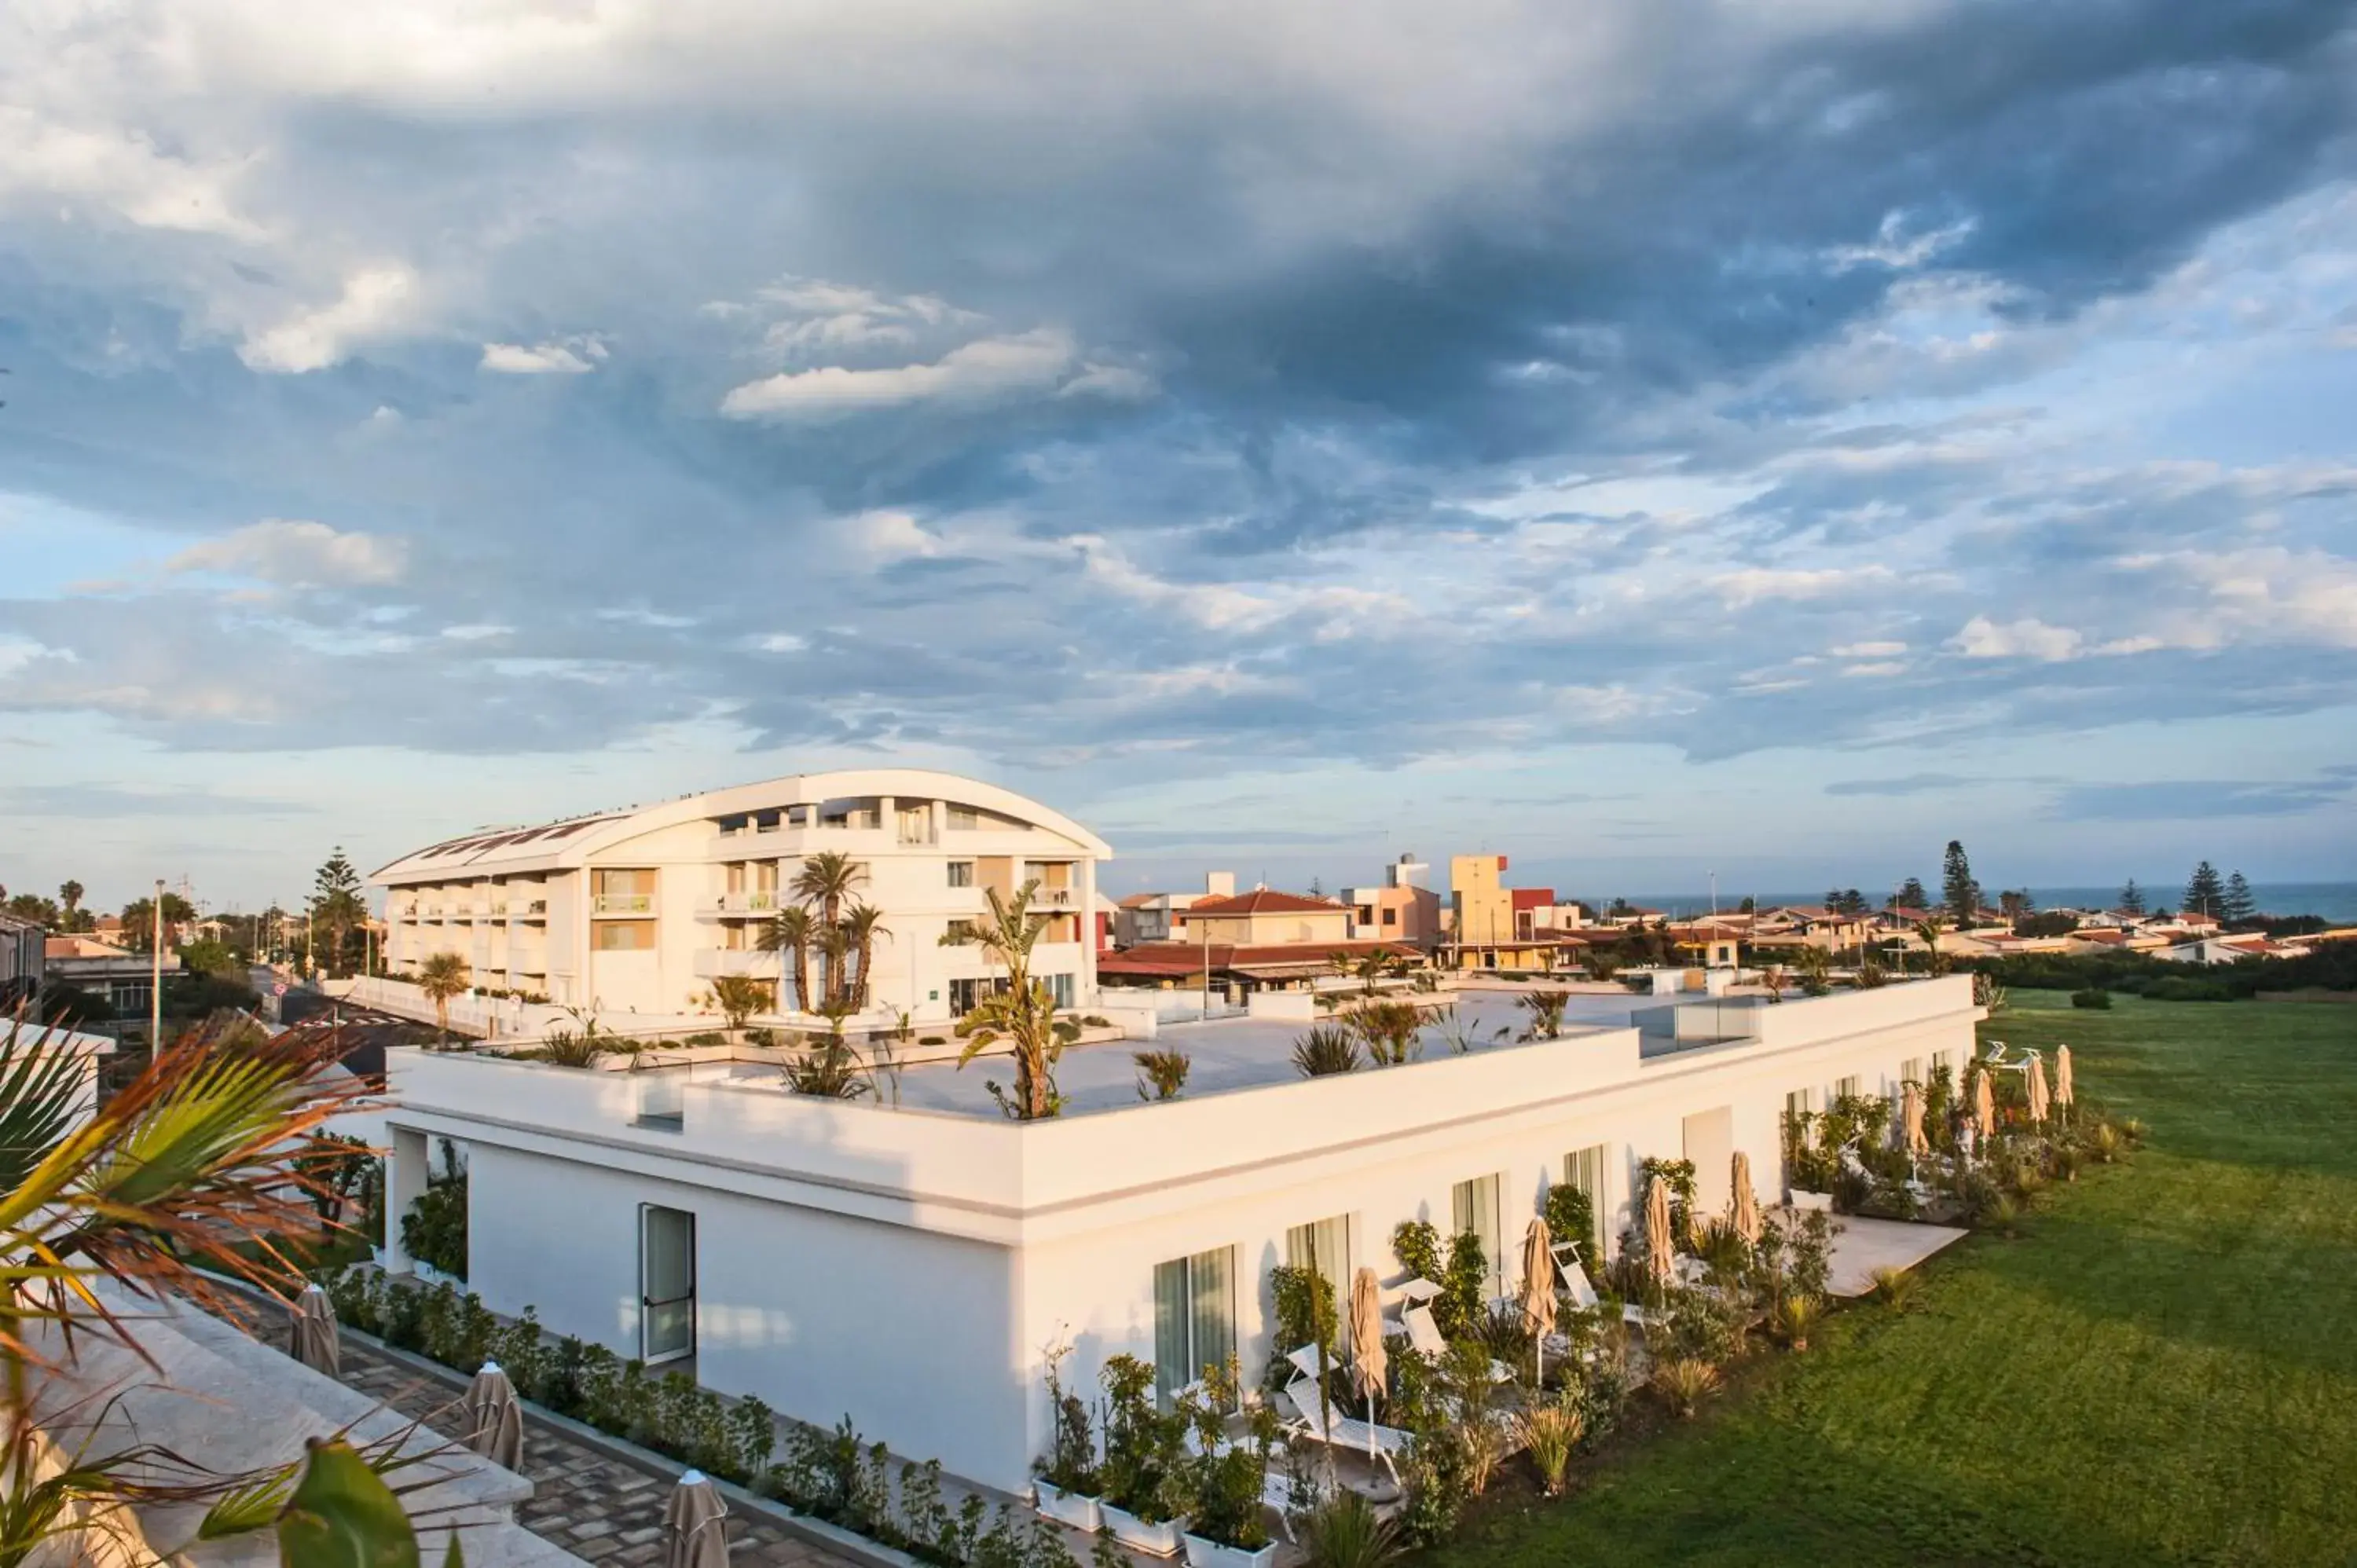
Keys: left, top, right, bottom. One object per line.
{"left": 148, "top": 878, "right": 164, "bottom": 1050}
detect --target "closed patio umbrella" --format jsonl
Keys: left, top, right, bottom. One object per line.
{"left": 1347, "top": 1267, "right": 1387, "bottom": 1460}
{"left": 1644, "top": 1174, "right": 1674, "bottom": 1295}
{"left": 1520, "top": 1218, "right": 1557, "bottom": 1381}
{"left": 1730, "top": 1152, "right": 1761, "bottom": 1247}
{"left": 2027, "top": 1055, "right": 2051, "bottom": 1123}
{"left": 289, "top": 1283, "right": 339, "bottom": 1378}
{"left": 664, "top": 1471, "right": 730, "bottom": 1568}
{"left": 2055, "top": 1045, "right": 2075, "bottom": 1111}
{"left": 1902, "top": 1082, "right": 1928, "bottom": 1156}
{"left": 1972, "top": 1066, "right": 1996, "bottom": 1141}
{"left": 461, "top": 1360, "right": 524, "bottom": 1470}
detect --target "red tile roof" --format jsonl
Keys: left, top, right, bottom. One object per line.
{"left": 1100, "top": 938, "right": 1417, "bottom": 977}
{"left": 1184, "top": 889, "right": 1351, "bottom": 917}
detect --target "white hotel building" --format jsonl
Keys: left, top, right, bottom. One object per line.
{"left": 375, "top": 770, "right": 1109, "bottom": 1028}
{"left": 370, "top": 759, "right": 1984, "bottom": 1497}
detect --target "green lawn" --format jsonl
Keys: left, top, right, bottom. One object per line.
{"left": 1431, "top": 994, "right": 2357, "bottom": 1567}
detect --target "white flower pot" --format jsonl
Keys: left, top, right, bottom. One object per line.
{"left": 1183, "top": 1534, "right": 1275, "bottom": 1568}
{"left": 1033, "top": 1482, "right": 1102, "bottom": 1533}
{"left": 1101, "top": 1504, "right": 1188, "bottom": 1558}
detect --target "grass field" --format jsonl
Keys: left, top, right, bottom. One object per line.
{"left": 1428, "top": 993, "right": 2357, "bottom": 1567}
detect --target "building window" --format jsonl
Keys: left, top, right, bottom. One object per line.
{"left": 947, "top": 804, "right": 981, "bottom": 830}
{"left": 949, "top": 976, "right": 1008, "bottom": 1014}
{"left": 1355, "top": 905, "right": 1375, "bottom": 926}
{"left": 594, "top": 921, "right": 654, "bottom": 951}
{"left": 1381, "top": 907, "right": 1398, "bottom": 926}
{"left": 1563, "top": 1144, "right": 1611, "bottom": 1255}
{"left": 948, "top": 861, "right": 975, "bottom": 888}
{"left": 1285, "top": 1214, "right": 1353, "bottom": 1331}
{"left": 1152, "top": 1247, "right": 1236, "bottom": 1402}
{"left": 1451, "top": 1175, "right": 1505, "bottom": 1299}
{"left": 1901, "top": 1057, "right": 1925, "bottom": 1086}
{"left": 1932, "top": 1050, "right": 1953, "bottom": 1077}
{"left": 1833, "top": 1075, "right": 1861, "bottom": 1102}
{"left": 1785, "top": 1088, "right": 1813, "bottom": 1122}
{"left": 1048, "top": 973, "right": 1075, "bottom": 1009}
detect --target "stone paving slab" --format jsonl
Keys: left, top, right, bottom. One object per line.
{"left": 1821, "top": 1214, "right": 1970, "bottom": 1297}
{"left": 338, "top": 1342, "right": 862, "bottom": 1568}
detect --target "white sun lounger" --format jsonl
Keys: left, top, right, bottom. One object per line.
{"left": 1277, "top": 1380, "right": 1409, "bottom": 1486}
{"left": 1399, "top": 1302, "right": 1512, "bottom": 1383}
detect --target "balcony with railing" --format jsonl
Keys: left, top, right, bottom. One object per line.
{"left": 511, "top": 899, "right": 548, "bottom": 920}
{"left": 716, "top": 891, "right": 780, "bottom": 915}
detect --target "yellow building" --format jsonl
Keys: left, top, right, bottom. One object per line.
{"left": 1450, "top": 854, "right": 1515, "bottom": 947}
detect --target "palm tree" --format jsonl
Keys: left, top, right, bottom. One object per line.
{"left": 940, "top": 881, "right": 1073, "bottom": 1119}
{"left": 416, "top": 951, "right": 470, "bottom": 1045}
{"left": 815, "top": 923, "right": 854, "bottom": 1011}
{"left": 705, "top": 974, "right": 772, "bottom": 1039}
{"left": 1, "top": 1013, "right": 382, "bottom": 1559}
{"left": 839, "top": 903, "right": 892, "bottom": 1010}
{"left": 792, "top": 851, "right": 867, "bottom": 930}
{"left": 761, "top": 907, "right": 816, "bottom": 1014}
{"left": 1912, "top": 917, "right": 1951, "bottom": 977}
{"left": 1518, "top": 989, "right": 1571, "bottom": 1039}
{"left": 1344, "top": 999, "right": 1423, "bottom": 1064}
{"left": 1329, "top": 948, "right": 1404, "bottom": 997}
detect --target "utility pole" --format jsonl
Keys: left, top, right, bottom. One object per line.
{"left": 148, "top": 878, "right": 164, "bottom": 1050}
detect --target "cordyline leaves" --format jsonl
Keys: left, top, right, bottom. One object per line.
{"left": 0, "top": 1012, "right": 374, "bottom": 1371}
{"left": 275, "top": 1440, "right": 423, "bottom": 1568}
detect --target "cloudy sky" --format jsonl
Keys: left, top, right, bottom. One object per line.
{"left": 4, "top": 1, "right": 2356, "bottom": 914}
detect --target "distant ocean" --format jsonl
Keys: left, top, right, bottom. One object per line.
{"left": 1606, "top": 881, "right": 2357, "bottom": 925}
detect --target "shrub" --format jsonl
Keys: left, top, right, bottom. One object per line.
{"left": 1541, "top": 1183, "right": 1595, "bottom": 1261}
{"left": 399, "top": 1138, "right": 468, "bottom": 1280}
{"left": 1296, "top": 1491, "right": 1403, "bottom": 1568}
{"left": 1131, "top": 1047, "right": 1191, "bottom": 1101}
{"left": 1868, "top": 1266, "right": 1922, "bottom": 1312}
{"left": 1036, "top": 1339, "right": 1100, "bottom": 1496}
{"left": 1652, "top": 1356, "right": 1720, "bottom": 1418}
{"left": 1098, "top": 1354, "right": 1187, "bottom": 1523}
{"left": 1440, "top": 1230, "right": 1488, "bottom": 1341}
{"left": 1292, "top": 1024, "right": 1362, "bottom": 1077}
{"left": 1770, "top": 1292, "right": 1821, "bottom": 1351}
{"left": 2070, "top": 987, "right": 2113, "bottom": 1010}
{"left": 1518, "top": 1397, "right": 1584, "bottom": 1496}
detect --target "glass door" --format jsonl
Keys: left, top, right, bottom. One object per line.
{"left": 640, "top": 1204, "right": 696, "bottom": 1365}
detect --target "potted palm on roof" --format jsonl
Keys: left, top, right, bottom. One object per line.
{"left": 1098, "top": 1354, "right": 1192, "bottom": 1555}
{"left": 1178, "top": 1361, "right": 1278, "bottom": 1568}
{"left": 1033, "top": 1339, "right": 1104, "bottom": 1530}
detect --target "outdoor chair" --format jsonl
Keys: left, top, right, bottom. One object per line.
{"left": 1277, "top": 1379, "right": 1410, "bottom": 1486}
{"left": 1399, "top": 1302, "right": 1512, "bottom": 1383}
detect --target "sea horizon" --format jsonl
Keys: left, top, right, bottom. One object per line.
{"left": 1582, "top": 881, "right": 2357, "bottom": 925}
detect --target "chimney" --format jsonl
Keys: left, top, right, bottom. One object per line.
{"left": 1205, "top": 871, "right": 1236, "bottom": 898}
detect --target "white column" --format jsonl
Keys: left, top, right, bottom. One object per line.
{"left": 383, "top": 1125, "right": 430, "bottom": 1273}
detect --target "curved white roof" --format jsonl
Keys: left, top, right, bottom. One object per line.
{"left": 372, "top": 768, "right": 1111, "bottom": 883}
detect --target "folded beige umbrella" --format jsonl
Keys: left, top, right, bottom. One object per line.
{"left": 462, "top": 1361, "right": 524, "bottom": 1470}
{"left": 1644, "top": 1174, "right": 1674, "bottom": 1294}
{"left": 1347, "top": 1266, "right": 1387, "bottom": 1459}
{"left": 665, "top": 1471, "right": 730, "bottom": 1568}
{"left": 1520, "top": 1218, "right": 1557, "bottom": 1381}
{"left": 2027, "top": 1056, "right": 2051, "bottom": 1123}
{"left": 1902, "top": 1082, "right": 1928, "bottom": 1156}
{"left": 289, "top": 1284, "right": 339, "bottom": 1378}
{"left": 2055, "top": 1045, "right": 2075, "bottom": 1109}
{"left": 1730, "top": 1152, "right": 1761, "bottom": 1246}
{"left": 1973, "top": 1067, "right": 1996, "bottom": 1140}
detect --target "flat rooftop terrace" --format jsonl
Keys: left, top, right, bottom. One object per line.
{"left": 882, "top": 990, "right": 1644, "bottom": 1116}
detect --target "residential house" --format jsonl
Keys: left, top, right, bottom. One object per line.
{"left": 1098, "top": 887, "right": 1418, "bottom": 992}
{"left": 1342, "top": 855, "right": 1443, "bottom": 951}
{"left": 46, "top": 936, "right": 179, "bottom": 1017}
{"left": 1, "top": 911, "right": 43, "bottom": 1011}
{"left": 1112, "top": 873, "right": 1233, "bottom": 948}
{"left": 1442, "top": 855, "right": 1589, "bottom": 972}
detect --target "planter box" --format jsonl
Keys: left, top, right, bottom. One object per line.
{"left": 1101, "top": 1504, "right": 1188, "bottom": 1558}
{"left": 1032, "top": 1482, "right": 1102, "bottom": 1533}
{"left": 1183, "top": 1534, "right": 1275, "bottom": 1568}
{"left": 1787, "top": 1190, "right": 1835, "bottom": 1213}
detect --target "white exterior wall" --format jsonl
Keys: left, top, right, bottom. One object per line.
{"left": 376, "top": 771, "right": 1109, "bottom": 1025}
{"left": 383, "top": 978, "right": 1980, "bottom": 1494}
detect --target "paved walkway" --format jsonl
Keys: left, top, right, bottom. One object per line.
{"left": 335, "top": 1337, "right": 861, "bottom": 1568}
{"left": 1822, "top": 1214, "right": 1970, "bottom": 1297}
